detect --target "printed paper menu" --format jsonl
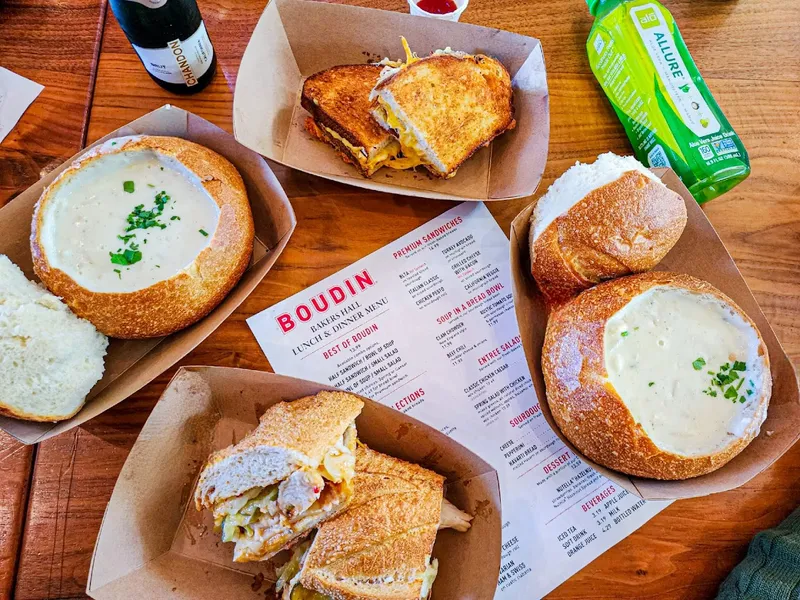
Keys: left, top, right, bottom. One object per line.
{"left": 248, "top": 202, "right": 670, "bottom": 598}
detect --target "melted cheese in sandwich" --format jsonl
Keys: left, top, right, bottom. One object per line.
{"left": 604, "top": 286, "right": 767, "bottom": 457}
{"left": 371, "top": 38, "right": 468, "bottom": 179}
{"left": 322, "top": 126, "right": 422, "bottom": 172}
{"left": 419, "top": 557, "right": 439, "bottom": 599}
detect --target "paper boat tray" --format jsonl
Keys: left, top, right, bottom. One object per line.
{"left": 510, "top": 169, "right": 800, "bottom": 500}
{"left": 87, "top": 367, "right": 501, "bottom": 599}
{"left": 233, "top": 0, "right": 549, "bottom": 201}
{"left": 0, "top": 106, "right": 296, "bottom": 444}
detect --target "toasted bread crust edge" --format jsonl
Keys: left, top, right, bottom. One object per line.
{"left": 304, "top": 118, "right": 374, "bottom": 178}
{"left": 31, "top": 136, "right": 255, "bottom": 339}
{"left": 542, "top": 272, "right": 772, "bottom": 480}
{"left": 529, "top": 171, "right": 688, "bottom": 302}
{"left": 301, "top": 64, "right": 387, "bottom": 152}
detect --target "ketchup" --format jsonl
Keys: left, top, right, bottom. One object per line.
{"left": 416, "top": 0, "right": 457, "bottom": 14}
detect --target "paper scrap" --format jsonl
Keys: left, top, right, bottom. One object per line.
{"left": 0, "top": 67, "right": 44, "bottom": 143}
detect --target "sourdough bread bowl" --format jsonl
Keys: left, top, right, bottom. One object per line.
{"left": 31, "top": 135, "right": 255, "bottom": 339}
{"left": 542, "top": 272, "right": 771, "bottom": 480}
{"left": 529, "top": 153, "right": 687, "bottom": 303}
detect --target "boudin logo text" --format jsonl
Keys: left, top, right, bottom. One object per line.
{"left": 168, "top": 38, "right": 198, "bottom": 86}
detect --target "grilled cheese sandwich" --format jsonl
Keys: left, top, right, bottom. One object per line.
{"left": 371, "top": 37, "right": 516, "bottom": 179}
{"left": 301, "top": 64, "right": 423, "bottom": 177}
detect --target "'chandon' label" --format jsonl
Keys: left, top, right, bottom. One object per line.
{"left": 131, "top": 22, "right": 213, "bottom": 86}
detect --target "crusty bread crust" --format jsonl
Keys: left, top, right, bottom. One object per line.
{"left": 30, "top": 136, "right": 255, "bottom": 339}
{"left": 194, "top": 391, "right": 364, "bottom": 510}
{"left": 300, "top": 444, "right": 443, "bottom": 600}
{"left": 302, "top": 64, "right": 391, "bottom": 152}
{"left": 529, "top": 170, "right": 687, "bottom": 303}
{"left": 542, "top": 272, "right": 772, "bottom": 480}
{"left": 371, "top": 53, "right": 516, "bottom": 178}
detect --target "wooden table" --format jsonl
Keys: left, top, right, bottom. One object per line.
{"left": 0, "top": 0, "right": 798, "bottom": 598}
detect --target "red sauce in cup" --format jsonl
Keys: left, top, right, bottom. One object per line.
{"left": 416, "top": 0, "right": 458, "bottom": 14}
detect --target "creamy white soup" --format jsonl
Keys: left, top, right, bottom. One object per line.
{"left": 604, "top": 286, "right": 766, "bottom": 457}
{"left": 40, "top": 149, "right": 219, "bottom": 293}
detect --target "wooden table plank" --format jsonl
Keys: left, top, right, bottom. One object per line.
{"left": 12, "top": 0, "right": 800, "bottom": 598}
{"left": 0, "top": 2, "right": 107, "bottom": 599}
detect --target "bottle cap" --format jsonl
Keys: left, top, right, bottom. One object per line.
{"left": 586, "top": 0, "right": 603, "bottom": 16}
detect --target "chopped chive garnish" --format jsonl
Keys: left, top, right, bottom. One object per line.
{"left": 692, "top": 357, "right": 706, "bottom": 370}
{"left": 199, "top": 229, "right": 208, "bottom": 236}
{"left": 732, "top": 361, "right": 747, "bottom": 371}
{"left": 123, "top": 180, "right": 135, "bottom": 193}
{"left": 155, "top": 264, "right": 160, "bottom": 268}
{"left": 721, "top": 363, "right": 730, "bottom": 371}
{"left": 170, "top": 215, "right": 180, "bottom": 221}
{"left": 147, "top": 183, "right": 156, "bottom": 188}
{"left": 724, "top": 386, "right": 738, "bottom": 400}
{"left": 648, "top": 382, "right": 655, "bottom": 387}
{"left": 621, "top": 331, "right": 629, "bottom": 337}
{"left": 747, "top": 389, "right": 753, "bottom": 396}
{"left": 111, "top": 141, "right": 117, "bottom": 146}
{"left": 739, "top": 396, "right": 746, "bottom": 403}
{"left": 749, "top": 379, "right": 755, "bottom": 387}
{"left": 113, "top": 268, "right": 121, "bottom": 279}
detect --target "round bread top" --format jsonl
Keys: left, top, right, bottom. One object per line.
{"left": 531, "top": 152, "right": 659, "bottom": 243}
{"left": 37, "top": 139, "right": 220, "bottom": 293}
{"left": 31, "top": 135, "right": 255, "bottom": 339}
{"left": 604, "top": 284, "right": 768, "bottom": 457}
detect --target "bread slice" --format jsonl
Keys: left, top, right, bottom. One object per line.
{"left": 194, "top": 391, "right": 364, "bottom": 561}
{"left": 542, "top": 272, "right": 771, "bottom": 480}
{"left": 302, "top": 65, "right": 420, "bottom": 177}
{"left": 294, "top": 445, "right": 444, "bottom": 600}
{"left": 0, "top": 254, "right": 107, "bottom": 422}
{"left": 529, "top": 153, "right": 687, "bottom": 303}
{"left": 370, "top": 51, "right": 516, "bottom": 179}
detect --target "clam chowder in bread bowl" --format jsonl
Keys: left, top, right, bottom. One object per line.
{"left": 31, "top": 136, "right": 255, "bottom": 339}
{"left": 542, "top": 272, "right": 771, "bottom": 480}
{"left": 529, "top": 153, "right": 687, "bottom": 303}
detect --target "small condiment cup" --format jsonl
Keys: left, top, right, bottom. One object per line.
{"left": 407, "top": 0, "right": 469, "bottom": 22}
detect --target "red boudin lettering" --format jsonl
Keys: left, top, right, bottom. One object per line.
{"left": 311, "top": 294, "right": 329, "bottom": 312}
{"left": 296, "top": 305, "right": 312, "bottom": 322}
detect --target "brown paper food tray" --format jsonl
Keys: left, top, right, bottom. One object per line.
{"left": 0, "top": 106, "right": 296, "bottom": 444}
{"left": 86, "top": 367, "right": 501, "bottom": 600}
{"left": 510, "top": 169, "right": 800, "bottom": 500}
{"left": 233, "top": 0, "right": 549, "bottom": 202}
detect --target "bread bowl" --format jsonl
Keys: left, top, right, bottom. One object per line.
{"left": 542, "top": 272, "right": 771, "bottom": 480}
{"left": 529, "top": 153, "right": 687, "bottom": 303}
{"left": 31, "top": 136, "right": 255, "bottom": 339}
{"left": 0, "top": 254, "right": 107, "bottom": 422}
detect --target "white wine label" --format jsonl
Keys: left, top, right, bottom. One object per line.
{"left": 131, "top": 22, "right": 213, "bottom": 86}
{"left": 124, "top": 0, "right": 169, "bottom": 7}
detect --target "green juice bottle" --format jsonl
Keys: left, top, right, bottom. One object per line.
{"left": 585, "top": 0, "right": 750, "bottom": 203}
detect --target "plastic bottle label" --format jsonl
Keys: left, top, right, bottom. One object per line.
{"left": 630, "top": 4, "right": 720, "bottom": 137}
{"left": 131, "top": 21, "right": 213, "bottom": 86}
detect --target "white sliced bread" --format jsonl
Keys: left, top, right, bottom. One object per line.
{"left": 0, "top": 255, "right": 108, "bottom": 422}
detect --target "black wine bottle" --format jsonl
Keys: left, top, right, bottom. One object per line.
{"left": 108, "top": 0, "right": 217, "bottom": 95}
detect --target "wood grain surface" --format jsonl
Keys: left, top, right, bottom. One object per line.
{"left": 2, "top": 0, "right": 799, "bottom": 598}
{"left": 0, "top": 2, "right": 107, "bottom": 599}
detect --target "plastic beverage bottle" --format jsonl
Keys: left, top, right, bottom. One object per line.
{"left": 585, "top": 0, "right": 750, "bottom": 203}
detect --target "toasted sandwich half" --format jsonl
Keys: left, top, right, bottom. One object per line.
{"left": 194, "top": 391, "right": 364, "bottom": 562}
{"left": 370, "top": 38, "right": 516, "bottom": 179}
{"left": 302, "top": 64, "right": 423, "bottom": 177}
{"left": 275, "top": 444, "right": 473, "bottom": 600}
